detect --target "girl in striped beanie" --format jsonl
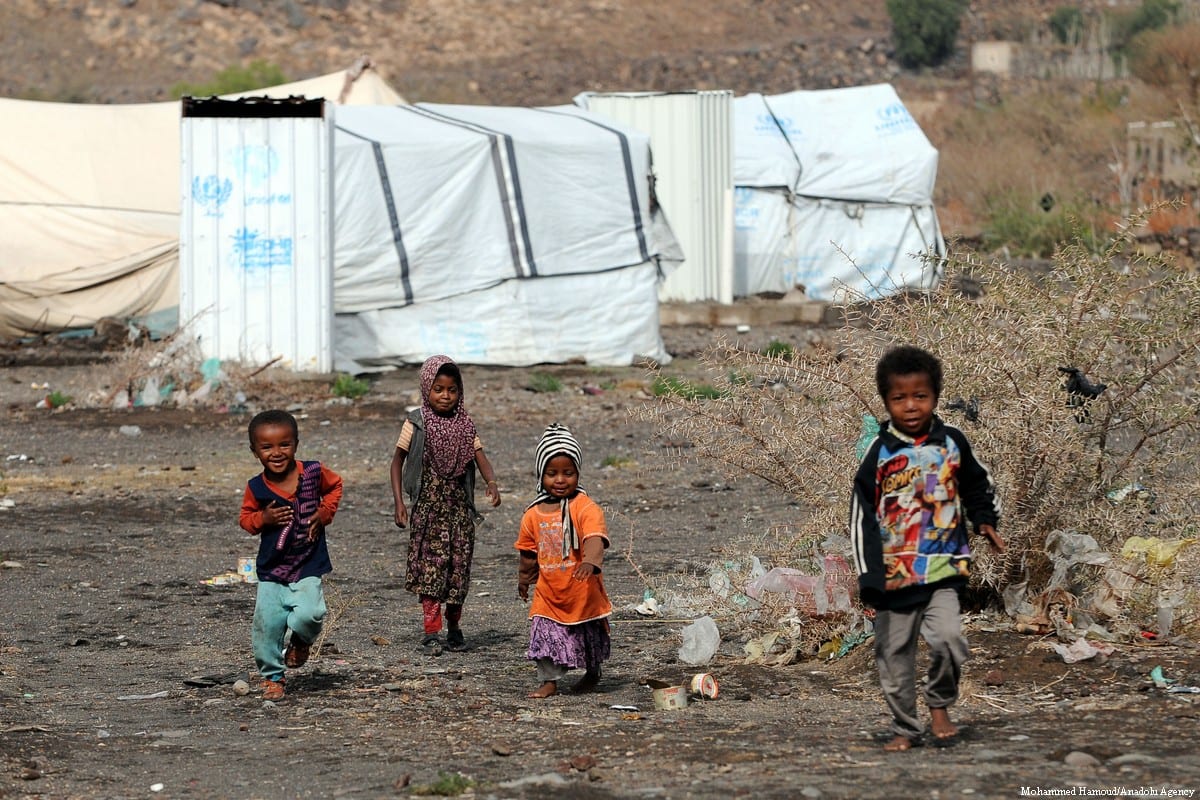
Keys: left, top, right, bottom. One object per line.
{"left": 515, "top": 423, "right": 612, "bottom": 698}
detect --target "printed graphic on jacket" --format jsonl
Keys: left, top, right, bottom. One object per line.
{"left": 875, "top": 438, "right": 970, "bottom": 592}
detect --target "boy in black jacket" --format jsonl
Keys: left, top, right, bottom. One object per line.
{"left": 850, "top": 346, "right": 1004, "bottom": 751}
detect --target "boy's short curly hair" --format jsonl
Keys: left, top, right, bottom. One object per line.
{"left": 875, "top": 345, "right": 943, "bottom": 400}
{"left": 247, "top": 409, "right": 299, "bottom": 443}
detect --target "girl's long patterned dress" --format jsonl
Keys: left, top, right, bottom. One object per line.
{"left": 405, "top": 462, "right": 475, "bottom": 604}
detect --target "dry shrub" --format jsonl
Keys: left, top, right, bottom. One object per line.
{"left": 80, "top": 326, "right": 333, "bottom": 410}
{"left": 639, "top": 209, "right": 1200, "bottom": 638}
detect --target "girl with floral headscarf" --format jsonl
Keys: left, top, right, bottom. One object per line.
{"left": 390, "top": 356, "right": 501, "bottom": 653}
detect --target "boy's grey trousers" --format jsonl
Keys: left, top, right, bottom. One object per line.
{"left": 873, "top": 586, "right": 971, "bottom": 738}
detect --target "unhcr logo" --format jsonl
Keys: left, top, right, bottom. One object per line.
{"left": 754, "top": 113, "right": 802, "bottom": 138}
{"left": 874, "top": 103, "right": 917, "bottom": 136}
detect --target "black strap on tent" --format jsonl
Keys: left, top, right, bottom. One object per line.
{"left": 335, "top": 125, "right": 414, "bottom": 305}
{"left": 534, "top": 107, "right": 651, "bottom": 265}
{"left": 761, "top": 96, "right": 803, "bottom": 196}
{"left": 405, "top": 105, "right": 538, "bottom": 279}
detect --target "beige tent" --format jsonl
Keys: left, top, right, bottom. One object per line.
{"left": 0, "top": 62, "right": 404, "bottom": 339}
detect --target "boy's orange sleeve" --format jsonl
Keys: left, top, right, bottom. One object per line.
{"left": 239, "top": 485, "right": 264, "bottom": 534}
{"left": 316, "top": 465, "right": 343, "bottom": 526}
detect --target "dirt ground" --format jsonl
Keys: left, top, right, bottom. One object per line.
{"left": 2, "top": 323, "right": 1200, "bottom": 800}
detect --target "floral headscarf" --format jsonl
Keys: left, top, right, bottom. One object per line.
{"left": 419, "top": 355, "right": 477, "bottom": 479}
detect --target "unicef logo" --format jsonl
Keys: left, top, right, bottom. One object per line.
{"left": 227, "top": 145, "right": 278, "bottom": 190}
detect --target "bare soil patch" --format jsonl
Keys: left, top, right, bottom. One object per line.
{"left": 2, "top": 324, "right": 1199, "bottom": 799}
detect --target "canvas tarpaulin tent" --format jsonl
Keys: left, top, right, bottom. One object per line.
{"left": 0, "top": 65, "right": 402, "bottom": 339}
{"left": 733, "top": 83, "right": 944, "bottom": 300}
{"left": 332, "top": 102, "right": 682, "bottom": 370}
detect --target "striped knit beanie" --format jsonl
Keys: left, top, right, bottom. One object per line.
{"left": 529, "top": 423, "right": 585, "bottom": 559}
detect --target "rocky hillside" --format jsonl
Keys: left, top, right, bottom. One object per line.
{"left": 0, "top": 0, "right": 1071, "bottom": 106}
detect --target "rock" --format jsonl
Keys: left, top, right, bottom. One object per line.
{"left": 1064, "top": 751, "right": 1101, "bottom": 768}
{"left": 232, "top": 679, "right": 250, "bottom": 696}
{"left": 570, "top": 754, "right": 597, "bottom": 771}
{"left": 1108, "top": 753, "right": 1162, "bottom": 766}
{"left": 983, "top": 669, "right": 1005, "bottom": 686}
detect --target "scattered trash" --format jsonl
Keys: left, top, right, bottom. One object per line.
{"left": 1149, "top": 666, "right": 1176, "bottom": 688}
{"left": 678, "top": 616, "right": 720, "bottom": 665}
{"left": 735, "top": 324, "right": 751, "bottom": 333}
{"left": 855, "top": 414, "right": 880, "bottom": 460}
{"left": 647, "top": 679, "right": 688, "bottom": 710}
{"left": 150, "top": 783, "right": 164, "bottom": 792}
{"left": 634, "top": 595, "right": 660, "bottom": 617}
{"left": 1106, "top": 483, "right": 1156, "bottom": 507}
{"left": 0, "top": 499, "right": 15, "bottom": 510}
{"left": 201, "top": 572, "right": 244, "bottom": 586}
{"left": 609, "top": 705, "right": 639, "bottom": 712}
{"left": 117, "top": 691, "right": 169, "bottom": 701}
{"left": 1051, "top": 638, "right": 1113, "bottom": 664}
{"left": 6, "top": 454, "right": 30, "bottom": 461}
{"left": 688, "top": 673, "right": 719, "bottom": 699}
{"left": 118, "top": 425, "right": 142, "bottom": 437}
{"left": 233, "top": 679, "right": 250, "bottom": 696}
{"left": 237, "top": 557, "right": 257, "bottom": 583}
{"left": 1120, "top": 536, "right": 1196, "bottom": 569}
{"left": 1167, "top": 686, "right": 1200, "bottom": 694}
{"left": 1, "top": 560, "right": 23, "bottom": 569}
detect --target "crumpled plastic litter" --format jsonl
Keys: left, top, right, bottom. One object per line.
{"left": 1051, "top": 638, "right": 1114, "bottom": 663}
{"left": 1150, "top": 665, "right": 1176, "bottom": 688}
{"left": 1119, "top": 536, "right": 1197, "bottom": 569}
{"left": 678, "top": 616, "right": 721, "bottom": 665}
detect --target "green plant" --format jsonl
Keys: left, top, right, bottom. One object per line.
{"left": 1108, "top": 0, "right": 1181, "bottom": 51}
{"left": 170, "top": 60, "right": 288, "bottom": 99}
{"left": 761, "top": 339, "right": 796, "bottom": 359}
{"left": 886, "top": 0, "right": 967, "bottom": 68}
{"left": 981, "top": 194, "right": 1103, "bottom": 257}
{"left": 601, "top": 455, "right": 635, "bottom": 468}
{"left": 331, "top": 373, "right": 370, "bottom": 400}
{"left": 651, "top": 375, "right": 723, "bottom": 400}
{"left": 47, "top": 390, "right": 72, "bottom": 408}
{"left": 412, "top": 772, "right": 474, "bottom": 796}
{"left": 526, "top": 372, "right": 563, "bottom": 393}
{"left": 1049, "top": 6, "right": 1085, "bottom": 45}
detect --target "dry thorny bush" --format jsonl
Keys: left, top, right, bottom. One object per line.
{"left": 639, "top": 211, "right": 1200, "bottom": 650}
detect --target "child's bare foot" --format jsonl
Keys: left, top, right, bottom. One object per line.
{"left": 527, "top": 681, "right": 557, "bottom": 699}
{"left": 570, "top": 670, "right": 600, "bottom": 694}
{"left": 930, "top": 707, "right": 958, "bottom": 740}
{"left": 883, "top": 735, "right": 914, "bottom": 752}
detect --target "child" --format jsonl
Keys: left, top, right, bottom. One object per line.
{"left": 849, "top": 346, "right": 1004, "bottom": 751}
{"left": 516, "top": 423, "right": 612, "bottom": 699}
{"left": 390, "top": 355, "right": 500, "bottom": 653}
{"left": 239, "top": 409, "right": 344, "bottom": 701}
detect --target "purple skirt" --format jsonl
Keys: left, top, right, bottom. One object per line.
{"left": 527, "top": 615, "right": 611, "bottom": 671}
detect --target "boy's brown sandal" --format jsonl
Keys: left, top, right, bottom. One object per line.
{"left": 261, "top": 679, "right": 285, "bottom": 701}
{"left": 285, "top": 639, "right": 310, "bottom": 668}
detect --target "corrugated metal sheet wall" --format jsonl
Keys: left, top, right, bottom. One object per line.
{"left": 179, "top": 104, "right": 334, "bottom": 372}
{"left": 580, "top": 91, "right": 734, "bottom": 304}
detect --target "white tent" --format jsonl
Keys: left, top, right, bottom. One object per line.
{"left": 733, "top": 84, "right": 944, "bottom": 300}
{"left": 332, "top": 103, "right": 682, "bottom": 370}
{"left": 0, "top": 65, "right": 403, "bottom": 339}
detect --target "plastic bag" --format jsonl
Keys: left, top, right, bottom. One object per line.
{"left": 678, "top": 616, "right": 720, "bottom": 665}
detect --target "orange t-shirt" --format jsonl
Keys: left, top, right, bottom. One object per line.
{"left": 515, "top": 494, "right": 612, "bottom": 625}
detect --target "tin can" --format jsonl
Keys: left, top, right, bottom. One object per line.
{"left": 651, "top": 684, "right": 688, "bottom": 710}
{"left": 238, "top": 557, "right": 257, "bottom": 583}
{"left": 689, "top": 673, "right": 719, "bottom": 699}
